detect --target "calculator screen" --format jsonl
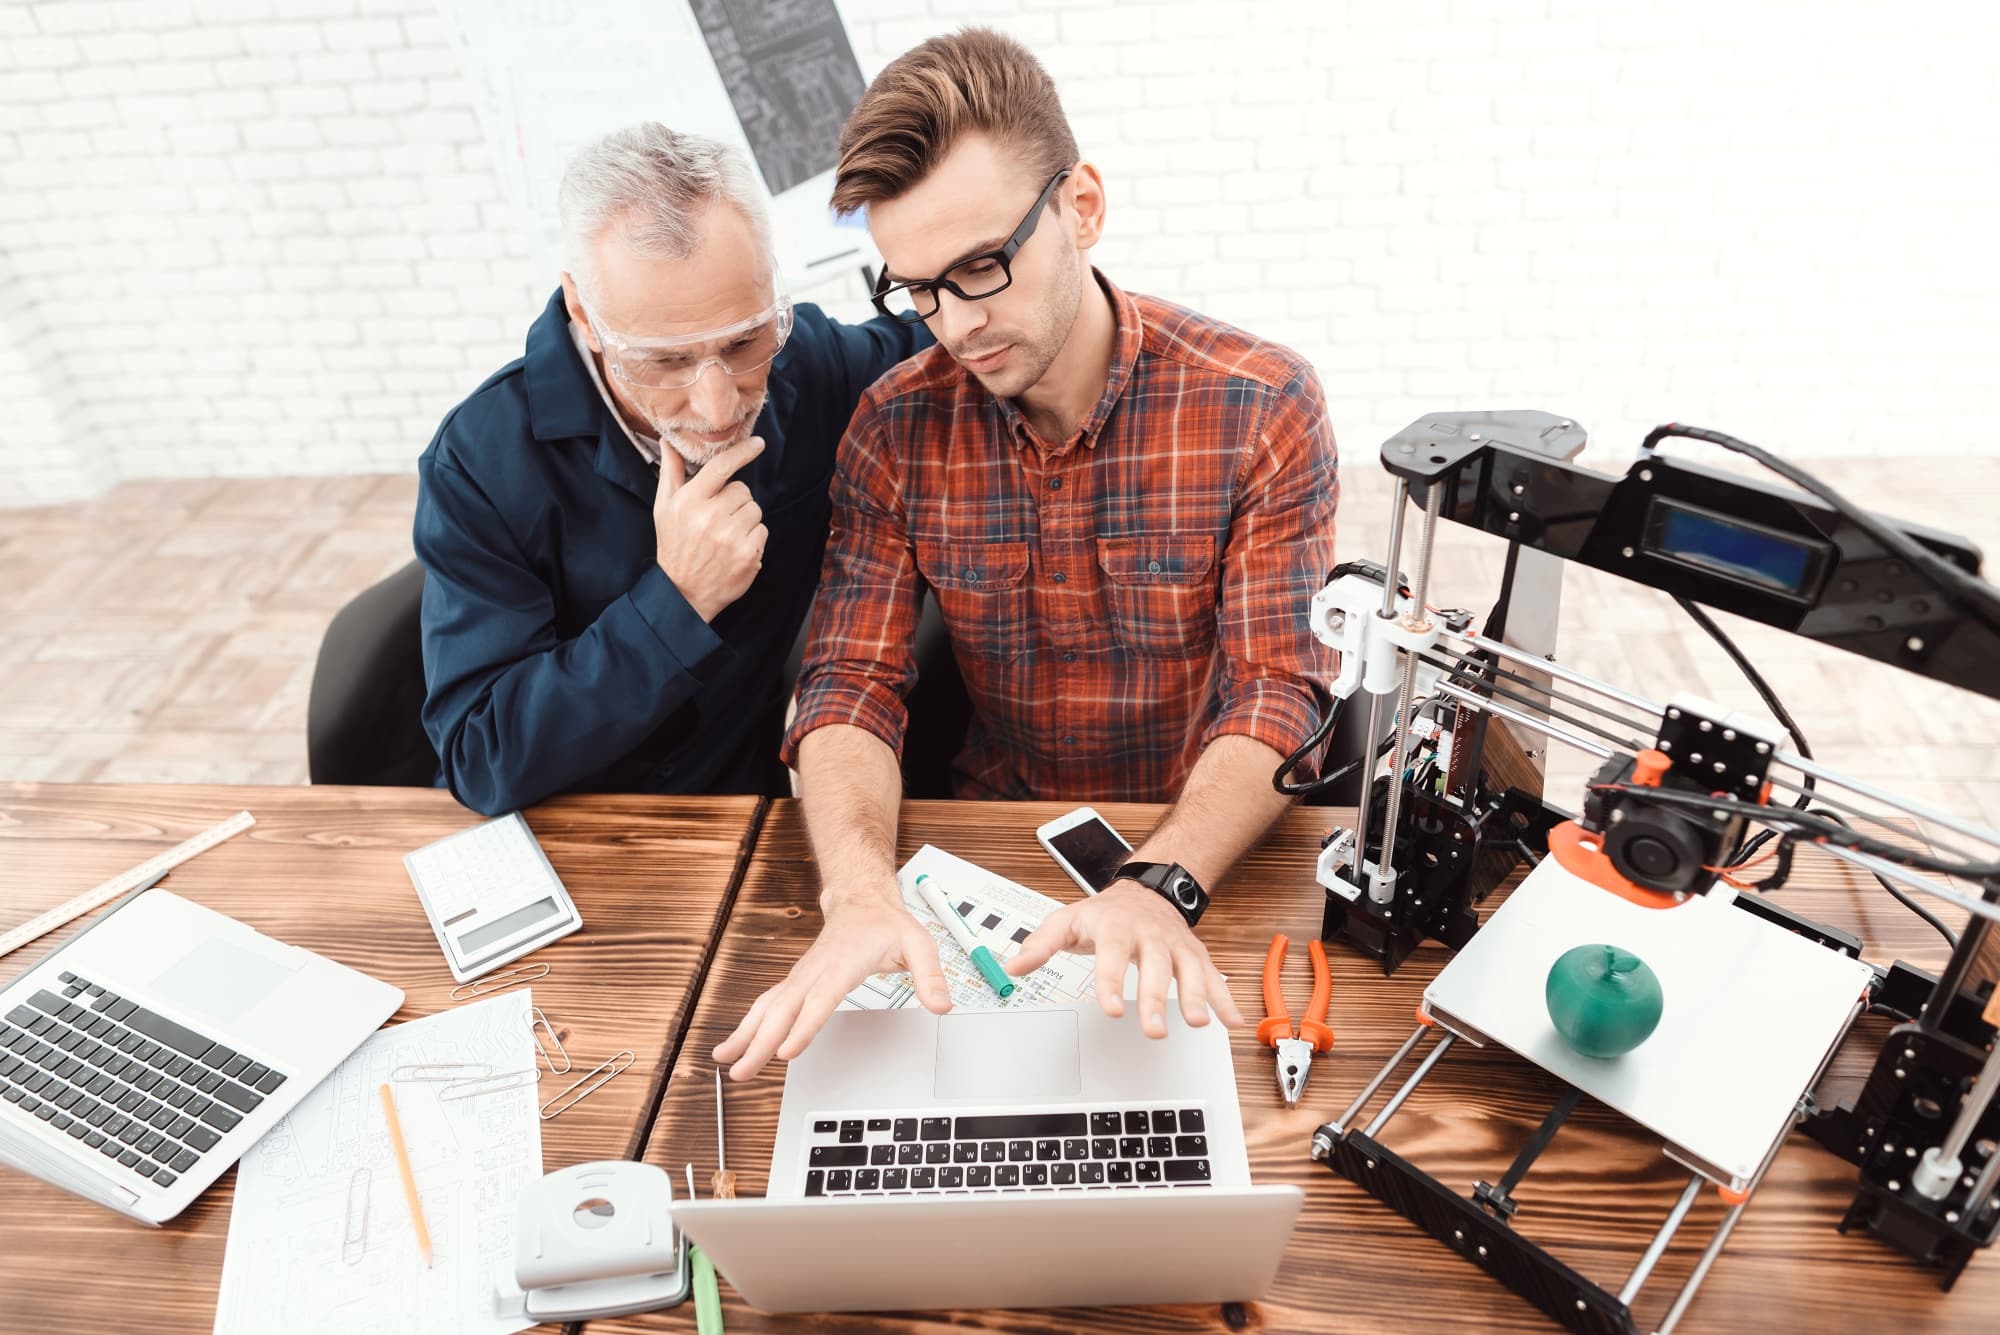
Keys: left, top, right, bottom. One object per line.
{"left": 459, "top": 897, "right": 562, "bottom": 955}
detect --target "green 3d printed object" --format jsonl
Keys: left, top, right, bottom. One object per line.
{"left": 1545, "top": 943, "right": 1665, "bottom": 1058}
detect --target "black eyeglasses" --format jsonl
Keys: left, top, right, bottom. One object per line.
{"left": 870, "top": 168, "right": 1073, "bottom": 324}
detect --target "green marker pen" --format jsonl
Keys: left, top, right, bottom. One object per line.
{"left": 913, "top": 872, "right": 1016, "bottom": 1000}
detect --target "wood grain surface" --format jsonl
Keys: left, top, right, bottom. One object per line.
{"left": 604, "top": 799, "right": 1997, "bottom": 1335}
{"left": 0, "top": 782, "right": 763, "bottom": 1335}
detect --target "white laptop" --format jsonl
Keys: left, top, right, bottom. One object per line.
{"left": 672, "top": 1001, "right": 1304, "bottom": 1312}
{"left": 0, "top": 885, "right": 402, "bottom": 1224}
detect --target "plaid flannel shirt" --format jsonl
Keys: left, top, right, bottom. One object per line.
{"left": 782, "top": 272, "right": 1338, "bottom": 800}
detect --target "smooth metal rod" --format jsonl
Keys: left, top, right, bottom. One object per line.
{"left": 1348, "top": 689, "right": 1385, "bottom": 880}
{"left": 1448, "top": 614, "right": 2000, "bottom": 855}
{"left": 1348, "top": 480, "right": 1411, "bottom": 879}
{"left": 1815, "top": 845, "right": 2000, "bottom": 928}
{"left": 1619, "top": 1175, "right": 1703, "bottom": 1305}
{"left": 1655, "top": 1108, "right": 1796, "bottom": 1335}
{"left": 1776, "top": 749, "right": 2000, "bottom": 852}
{"left": 1444, "top": 628, "right": 1667, "bottom": 717}
{"left": 1932, "top": 1021, "right": 2000, "bottom": 1171}
{"left": 1331, "top": 1022, "right": 1429, "bottom": 1134}
{"left": 1364, "top": 1032, "right": 1455, "bottom": 1139}
{"left": 1425, "top": 661, "right": 1650, "bottom": 752}
{"left": 1375, "top": 483, "right": 1446, "bottom": 896}
{"left": 1761, "top": 771, "right": 1965, "bottom": 844}
{"left": 1432, "top": 681, "right": 1619, "bottom": 760}
{"left": 1968, "top": 1133, "right": 2000, "bottom": 1223}
{"left": 1378, "top": 479, "right": 1410, "bottom": 619}
{"left": 1421, "top": 648, "right": 1664, "bottom": 738}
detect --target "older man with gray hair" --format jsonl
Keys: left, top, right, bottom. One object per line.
{"left": 414, "top": 122, "right": 930, "bottom": 814}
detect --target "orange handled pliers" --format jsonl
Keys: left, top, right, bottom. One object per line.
{"left": 1256, "top": 934, "right": 1333, "bottom": 1106}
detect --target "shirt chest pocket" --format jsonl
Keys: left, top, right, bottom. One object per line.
{"left": 1097, "top": 534, "right": 1218, "bottom": 659}
{"left": 916, "top": 538, "right": 1032, "bottom": 661}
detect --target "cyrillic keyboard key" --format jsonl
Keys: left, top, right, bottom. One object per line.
{"left": 955, "top": 1112, "right": 1088, "bottom": 1139}
{"left": 121, "top": 1008, "right": 216, "bottom": 1062}
{"left": 214, "top": 1081, "right": 262, "bottom": 1113}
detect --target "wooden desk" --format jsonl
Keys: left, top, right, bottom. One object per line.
{"left": 0, "top": 782, "right": 762, "bottom": 1335}
{"left": 607, "top": 799, "right": 1996, "bottom": 1335}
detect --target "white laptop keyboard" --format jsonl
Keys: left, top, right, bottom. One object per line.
{"left": 797, "top": 1104, "right": 1214, "bottom": 1197}
{"left": 2, "top": 971, "right": 289, "bottom": 1192}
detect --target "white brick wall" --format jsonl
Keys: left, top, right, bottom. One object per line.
{"left": 2, "top": 0, "right": 1997, "bottom": 506}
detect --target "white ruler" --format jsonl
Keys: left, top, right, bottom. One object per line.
{"left": 0, "top": 810, "right": 256, "bottom": 960}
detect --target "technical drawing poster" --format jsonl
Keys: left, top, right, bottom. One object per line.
{"left": 439, "top": 0, "right": 869, "bottom": 283}
{"left": 688, "top": 0, "right": 866, "bottom": 196}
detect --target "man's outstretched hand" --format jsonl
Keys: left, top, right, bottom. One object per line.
{"left": 1005, "top": 881, "right": 1243, "bottom": 1038}
{"left": 714, "top": 885, "right": 952, "bottom": 1080}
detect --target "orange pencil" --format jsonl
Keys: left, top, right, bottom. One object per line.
{"left": 378, "top": 1082, "right": 433, "bottom": 1268}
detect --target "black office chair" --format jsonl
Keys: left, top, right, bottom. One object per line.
{"left": 307, "top": 559, "right": 436, "bottom": 787}
{"left": 776, "top": 591, "right": 972, "bottom": 801}
{"left": 310, "top": 557, "right": 974, "bottom": 797}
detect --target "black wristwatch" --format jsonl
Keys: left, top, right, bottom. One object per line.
{"left": 1114, "top": 861, "right": 1209, "bottom": 927}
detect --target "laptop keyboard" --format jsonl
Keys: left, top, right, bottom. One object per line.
{"left": 800, "top": 1106, "right": 1212, "bottom": 1197}
{"left": 0, "top": 972, "right": 288, "bottom": 1192}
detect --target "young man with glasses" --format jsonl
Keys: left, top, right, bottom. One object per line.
{"left": 716, "top": 30, "right": 1339, "bottom": 1078}
{"left": 414, "top": 123, "right": 930, "bottom": 815}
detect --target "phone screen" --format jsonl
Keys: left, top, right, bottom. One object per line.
{"left": 1047, "top": 817, "right": 1134, "bottom": 892}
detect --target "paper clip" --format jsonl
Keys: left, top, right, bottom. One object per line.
{"left": 449, "top": 961, "right": 550, "bottom": 1000}
{"left": 438, "top": 1067, "right": 543, "bottom": 1102}
{"left": 391, "top": 1062, "right": 490, "bottom": 1083}
{"left": 540, "top": 1050, "right": 634, "bottom": 1121}
{"left": 341, "top": 1167, "right": 370, "bottom": 1266}
{"left": 529, "top": 1007, "right": 571, "bottom": 1075}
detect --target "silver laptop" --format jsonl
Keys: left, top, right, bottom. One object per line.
{"left": 673, "top": 1001, "right": 1304, "bottom": 1312}
{"left": 0, "top": 885, "right": 402, "bottom": 1224}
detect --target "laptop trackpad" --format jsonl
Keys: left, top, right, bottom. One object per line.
{"left": 934, "top": 1010, "right": 1081, "bottom": 1100}
{"left": 150, "top": 936, "right": 295, "bottom": 1025}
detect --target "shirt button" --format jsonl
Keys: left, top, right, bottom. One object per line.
{"left": 1049, "top": 477, "right": 1063, "bottom": 491}
{"left": 1148, "top": 560, "right": 1162, "bottom": 573}
{"left": 964, "top": 568, "right": 979, "bottom": 580}
{"left": 1062, "top": 735, "right": 1076, "bottom": 746}
{"left": 1062, "top": 651, "right": 1076, "bottom": 663}
{"left": 1052, "top": 571, "right": 1067, "bottom": 584}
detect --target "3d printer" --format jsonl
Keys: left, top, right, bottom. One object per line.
{"left": 1280, "top": 412, "right": 2000, "bottom": 1334}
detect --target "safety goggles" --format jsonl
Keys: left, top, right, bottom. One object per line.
{"left": 583, "top": 296, "right": 794, "bottom": 390}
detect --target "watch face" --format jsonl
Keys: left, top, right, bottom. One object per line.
{"left": 1169, "top": 874, "right": 1201, "bottom": 910}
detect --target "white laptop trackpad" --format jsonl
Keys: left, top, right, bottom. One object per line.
{"left": 933, "top": 1010, "right": 1080, "bottom": 1100}
{"left": 150, "top": 936, "right": 295, "bottom": 1026}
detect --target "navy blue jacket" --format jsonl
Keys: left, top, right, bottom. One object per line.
{"left": 414, "top": 288, "right": 929, "bottom": 814}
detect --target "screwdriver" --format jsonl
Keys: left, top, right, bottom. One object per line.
{"left": 712, "top": 1067, "right": 736, "bottom": 1200}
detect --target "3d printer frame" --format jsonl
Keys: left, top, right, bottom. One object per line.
{"left": 1297, "top": 412, "right": 2000, "bottom": 1334}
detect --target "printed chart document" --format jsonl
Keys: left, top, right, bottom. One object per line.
{"left": 843, "top": 844, "right": 1096, "bottom": 1011}
{"left": 213, "top": 991, "right": 542, "bottom": 1335}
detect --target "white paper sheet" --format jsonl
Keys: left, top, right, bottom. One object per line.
{"left": 213, "top": 991, "right": 543, "bottom": 1335}
{"left": 841, "top": 845, "right": 1097, "bottom": 1012}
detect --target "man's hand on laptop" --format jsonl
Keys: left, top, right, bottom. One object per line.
{"left": 714, "top": 881, "right": 952, "bottom": 1080}
{"left": 1005, "top": 882, "right": 1243, "bottom": 1039}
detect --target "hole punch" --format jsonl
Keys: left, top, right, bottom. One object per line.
{"left": 449, "top": 961, "right": 550, "bottom": 1000}
{"left": 541, "top": 1050, "right": 635, "bottom": 1121}
{"left": 530, "top": 1007, "right": 572, "bottom": 1074}
{"left": 438, "top": 1067, "right": 544, "bottom": 1102}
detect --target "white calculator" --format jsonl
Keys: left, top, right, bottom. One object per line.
{"left": 404, "top": 812, "right": 583, "bottom": 982}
